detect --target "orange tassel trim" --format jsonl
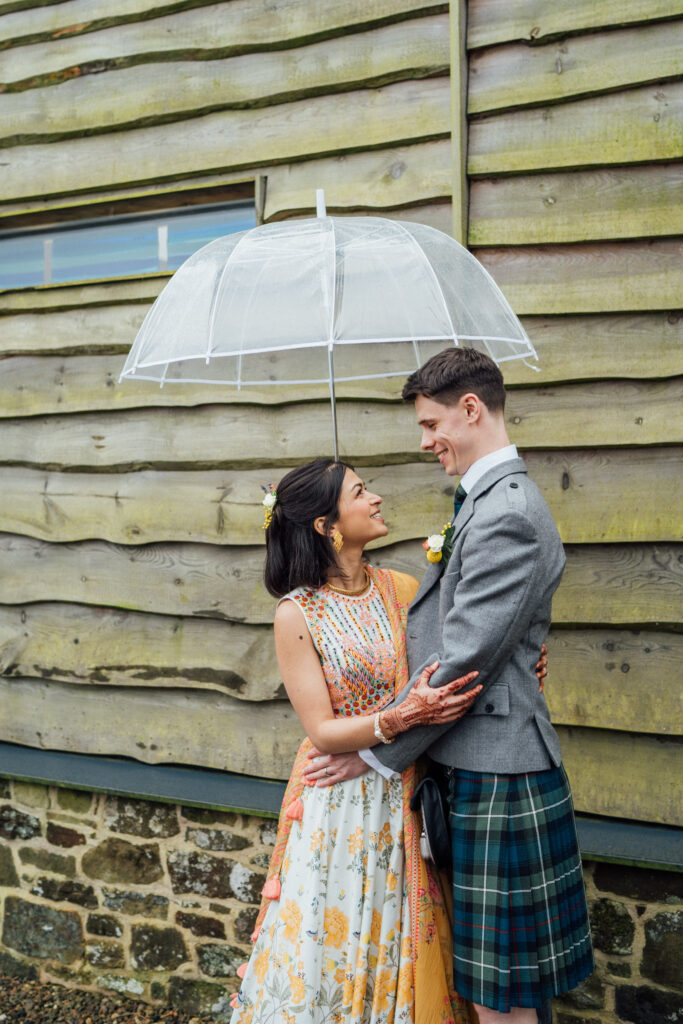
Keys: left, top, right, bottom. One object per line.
{"left": 237, "top": 963, "right": 248, "bottom": 979}
{"left": 250, "top": 924, "right": 261, "bottom": 943}
{"left": 285, "top": 796, "right": 304, "bottom": 820}
{"left": 229, "top": 994, "right": 239, "bottom": 1009}
{"left": 262, "top": 876, "right": 281, "bottom": 900}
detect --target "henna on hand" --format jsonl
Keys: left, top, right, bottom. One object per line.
{"left": 380, "top": 689, "right": 446, "bottom": 737}
{"left": 378, "top": 667, "right": 480, "bottom": 739}
{"left": 536, "top": 643, "right": 548, "bottom": 691}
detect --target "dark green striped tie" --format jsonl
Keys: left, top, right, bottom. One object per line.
{"left": 453, "top": 483, "right": 467, "bottom": 521}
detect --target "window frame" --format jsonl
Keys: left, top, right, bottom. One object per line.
{"left": 0, "top": 175, "right": 264, "bottom": 292}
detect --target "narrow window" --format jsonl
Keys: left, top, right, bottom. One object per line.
{"left": 0, "top": 183, "right": 256, "bottom": 291}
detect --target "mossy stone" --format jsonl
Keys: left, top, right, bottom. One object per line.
{"left": 86, "top": 912, "right": 122, "bottom": 937}
{"left": 559, "top": 973, "right": 605, "bottom": 1010}
{"left": 12, "top": 782, "right": 50, "bottom": 809}
{"left": 0, "top": 843, "right": 19, "bottom": 886}
{"left": 2, "top": 896, "right": 83, "bottom": 963}
{"left": 46, "top": 821, "right": 85, "bottom": 847}
{"left": 590, "top": 897, "right": 635, "bottom": 955}
{"left": 641, "top": 911, "right": 683, "bottom": 990}
{"left": 186, "top": 826, "right": 250, "bottom": 851}
{"left": 180, "top": 806, "right": 237, "bottom": 826}
{"left": 97, "top": 973, "right": 145, "bottom": 996}
{"left": 102, "top": 887, "right": 168, "bottom": 919}
{"left": 233, "top": 906, "right": 258, "bottom": 943}
{"left": 82, "top": 837, "right": 162, "bottom": 884}
{"left": 19, "top": 846, "right": 76, "bottom": 876}
{"left": 30, "top": 875, "right": 98, "bottom": 908}
{"left": 168, "top": 977, "right": 232, "bottom": 1022}
{"left": 167, "top": 850, "right": 234, "bottom": 899}
{"left": 259, "top": 822, "right": 278, "bottom": 846}
{"left": 0, "top": 804, "right": 41, "bottom": 840}
{"left": 0, "top": 951, "right": 38, "bottom": 979}
{"left": 197, "top": 942, "right": 244, "bottom": 978}
{"left": 615, "top": 985, "right": 683, "bottom": 1024}
{"left": 104, "top": 795, "right": 179, "bottom": 838}
{"left": 130, "top": 924, "right": 188, "bottom": 971}
{"left": 55, "top": 787, "right": 93, "bottom": 814}
{"left": 176, "top": 910, "right": 226, "bottom": 939}
{"left": 594, "top": 863, "right": 683, "bottom": 903}
{"left": 85, "top": 940, "right": 125, "bottom": 968}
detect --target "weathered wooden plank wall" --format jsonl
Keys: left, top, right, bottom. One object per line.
{"left": 0, "top": 0, "right": 681, "bottom": 828}
{"left": 462, "top": 0, "right": 683, "bottom": 828}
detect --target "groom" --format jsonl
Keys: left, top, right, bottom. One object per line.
{"left": 304, "top": 348, "right": 593, "bottom": 1022}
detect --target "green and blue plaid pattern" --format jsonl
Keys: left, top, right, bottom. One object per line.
{"left": 447, "top": 764, "right": 594, "bottom": 1011}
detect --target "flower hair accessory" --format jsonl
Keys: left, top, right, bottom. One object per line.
{"left": 423, "top": 522, "right": 455, "bottom": 563}
{"left": 261, "top": 484, "right": 277, "bottom": 530}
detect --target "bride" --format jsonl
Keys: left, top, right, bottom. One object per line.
{"left": 231, "top": 458, "right": 544, "bottom": 1023}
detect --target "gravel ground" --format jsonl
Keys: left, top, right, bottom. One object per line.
{"left": 0, "top": 976, "right": 223, "bottom": 1024}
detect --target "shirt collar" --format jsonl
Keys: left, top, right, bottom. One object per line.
{"left": 459, "top": 444, "right": 518, "bottom": 494}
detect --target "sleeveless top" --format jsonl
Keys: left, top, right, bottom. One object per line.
{"left": 283, "top": 577, "right": 397, "bottom": 718}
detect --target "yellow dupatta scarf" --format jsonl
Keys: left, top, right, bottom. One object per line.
{"left": 252, "top": 566, "right": 471, "bottom": 1024}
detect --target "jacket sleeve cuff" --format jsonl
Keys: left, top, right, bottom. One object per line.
{"left": 358, "top": 747, "right": 399, "bottom": 780}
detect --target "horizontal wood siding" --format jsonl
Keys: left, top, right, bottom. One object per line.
{"left": 0, "top": 0, "right": 680, "bottom": 830}
{"left": 1, "top": 603, "right": 680, "bottom": 736}
{"left": 462, "top": 0, "right": 683, "bottom": 828}
{"left": 0, "top": 535, "right": 679, "bottom": 626}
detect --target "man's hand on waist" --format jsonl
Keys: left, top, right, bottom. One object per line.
{"left": 302, "top": 747, "right": 369, "bottom": 788}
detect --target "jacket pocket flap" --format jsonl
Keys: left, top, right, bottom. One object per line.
{"left": 470, "top": 681, "right": 510, "bottom": 717}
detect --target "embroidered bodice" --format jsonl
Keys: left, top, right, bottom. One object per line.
{"left": 283, "top": 574, "right": 397, "bottom": 717}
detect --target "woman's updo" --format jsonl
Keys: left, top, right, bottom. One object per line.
{"left": 264, "top": 458, "right": 353, "bottom": 597}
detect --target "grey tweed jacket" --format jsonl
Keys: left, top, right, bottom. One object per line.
{"left": 374, "top": 457, "right": 566, "bottom": 774}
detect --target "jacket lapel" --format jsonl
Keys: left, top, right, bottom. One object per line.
{"left": 410, "top": 557, "right": 444, "bottom": 607}
{"left": 409, "top": 457, "right": 528, "bottom": 612}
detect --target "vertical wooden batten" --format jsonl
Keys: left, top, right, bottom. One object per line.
{"left": 449, "top": 0, "right": 468, "bottom": 243}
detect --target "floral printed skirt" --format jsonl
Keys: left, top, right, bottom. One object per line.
{"left": 231, "top": 771, "right": 414, "bottom": 1024}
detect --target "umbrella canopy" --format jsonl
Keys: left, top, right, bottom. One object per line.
{"left": 120, "top": 212, "right": 537, "bottom": 454}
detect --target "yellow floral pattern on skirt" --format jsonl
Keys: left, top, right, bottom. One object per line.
{"left": 231, "top": 771, "right": 414, "bottom": 1023}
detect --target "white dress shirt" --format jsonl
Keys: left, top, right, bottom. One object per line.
{"left": 359, "top": 444, "right": 519, "bottom": 779}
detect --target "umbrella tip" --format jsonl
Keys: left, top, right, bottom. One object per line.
{"left": 316, "top": 189, "right": 327, "bottom": 218}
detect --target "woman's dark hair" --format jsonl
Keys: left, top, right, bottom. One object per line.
{"left": 264, "top": 458, "right": 353, "bottom": 597}
{"left": 402, "top": 346, "right": 506, "bottom": 413}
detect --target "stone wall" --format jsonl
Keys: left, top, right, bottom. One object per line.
{"left": 556, "top": 861, "right": 683, "bottom": 1024}
{"left": 0, "top": 778, "right": 681, "bottom": 1022}
{"left": 0, "top": 779, "right": 276, "bottom": 1020}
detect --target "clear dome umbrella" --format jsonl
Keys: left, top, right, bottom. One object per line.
{"left": 120, "top": 192, "right": 537, "bottom": 457}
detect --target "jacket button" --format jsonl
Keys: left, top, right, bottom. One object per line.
{"left": 509, "top": 482, "right": 519, "bottom": 489}
{"left": 485, "top": 703, "right": 494, "bottom": 714}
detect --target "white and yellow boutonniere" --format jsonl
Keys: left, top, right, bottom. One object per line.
{"left": 423, "top": 522, "right": 455, "bottom": 563}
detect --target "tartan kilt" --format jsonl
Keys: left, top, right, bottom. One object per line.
{"left": 447, "top": 763, "right": 594, "bottom": 1011}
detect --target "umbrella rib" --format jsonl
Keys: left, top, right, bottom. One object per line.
{"left": 390, "top": 220, "right": 458, "bottom": 348}
{"left": 205, "top": 229, "right": 254, "bottom": 366}
{"left": 458, "top": 254, "right": 538, "bottom": 363}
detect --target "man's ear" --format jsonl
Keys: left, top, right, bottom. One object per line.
{"left": 462, "top": 393, "right": 481, "bottom": 422}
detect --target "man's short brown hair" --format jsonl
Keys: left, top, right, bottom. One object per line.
{"left": 402, "top": 347, "right": 506, "bottom": 412}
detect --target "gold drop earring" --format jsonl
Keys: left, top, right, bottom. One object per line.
{"left": 332, "top": 529, "right": 344, "bottom": 553}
